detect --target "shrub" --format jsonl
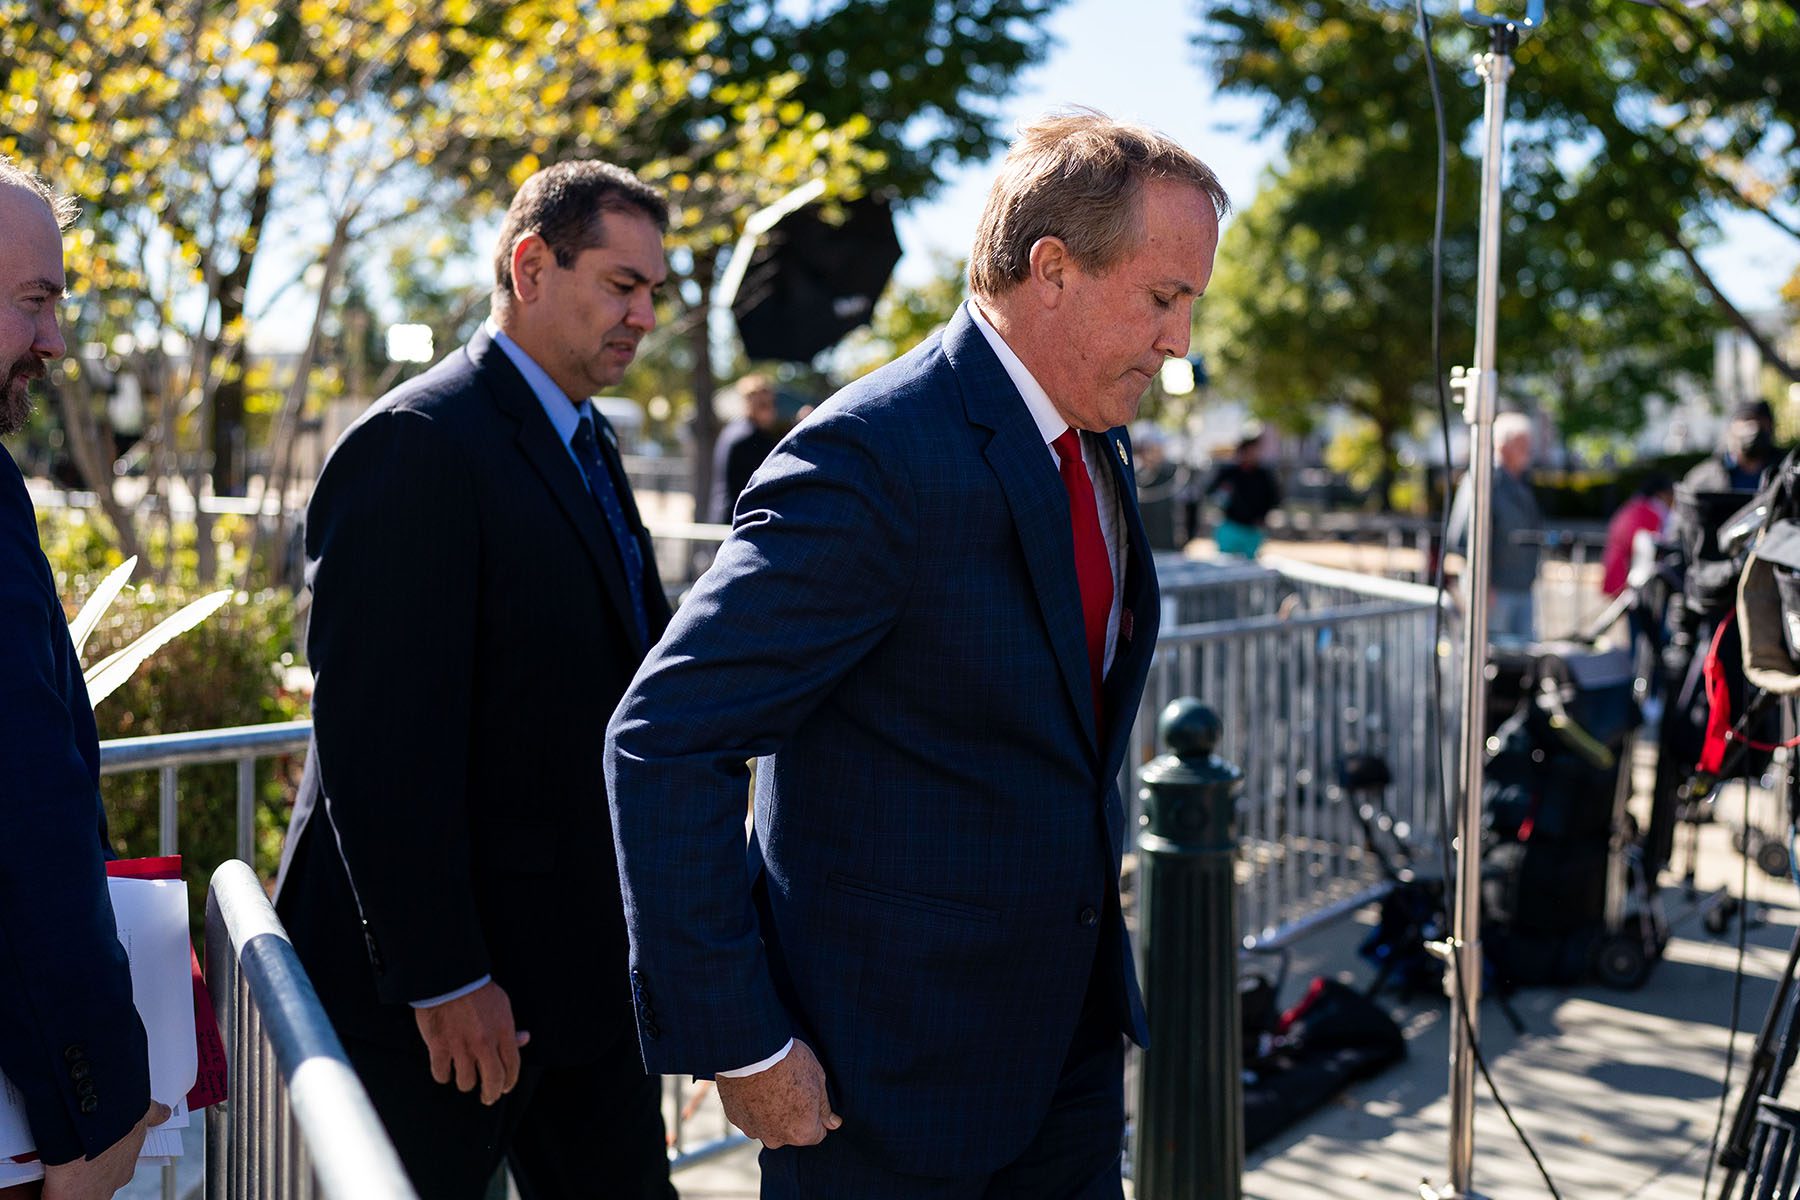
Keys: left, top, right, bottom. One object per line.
{"left": 39, "top": 508, "right": 306, "bottom": 925}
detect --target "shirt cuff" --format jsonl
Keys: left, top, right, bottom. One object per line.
{"left": 409, "top": 975, "right": 492, "bottom": 1009}
{"left": 717, "top": 1038, "right": 794, "bottom": 1078}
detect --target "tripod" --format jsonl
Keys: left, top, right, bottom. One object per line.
{"left": 1702, "top": 699, "right": 1800, "bottom": 1199}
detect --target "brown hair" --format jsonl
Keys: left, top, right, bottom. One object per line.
{"left": 968, "top": 109, "right": 1230, "bottom": 299}
{"left": 0, "top": 156, "right": 79, "bottom": 230}
{"left": 493, "top": 160, "right": 668, "bottom": 307}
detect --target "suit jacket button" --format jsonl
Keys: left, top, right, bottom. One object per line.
{"left": 79, "top": 1096, "right": 99, "bottom": 1114}
{"left": 1079, "top": 906, "right": 1099, "bottom": 928}
{"left": 76, "top": 1079, "right": 96, "bottom": 1098}
{"left": 69, "top": 1062, "right": 90, "bottom": 1082}
{"left": 63, "top": 1045, "right": 84, "bottom": 1063}
{"left": 643, "top": 1023, "right": 661, "bottom": 1040}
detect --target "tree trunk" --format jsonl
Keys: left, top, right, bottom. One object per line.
{"left": 247, "top": 211, "right": 354, "bottom": 586}
{"left": 1667, "top": 223, "right": 1800, "bottom": 385}
{"left": 51, "top": 380, "right": 143, "bottom": 563}
{"left": 209, "top": 116, "right": 278, "bottom": 496}
{"left": 687, "top": 250, "right": 721, "bottom": 523}
{"left": 1374, "top": 422, "right": 1399, "bottom": 513}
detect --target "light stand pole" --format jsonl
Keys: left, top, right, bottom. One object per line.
{"left": 1425, "top": 3, "right": 1541, "bottom": 1197}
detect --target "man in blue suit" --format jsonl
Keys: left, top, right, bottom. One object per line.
{"left": 606, "top": 112, "right": 1227, "bottom": 1197}
{"left": 0, "top": 160, "right": 168, "bottom": 1197}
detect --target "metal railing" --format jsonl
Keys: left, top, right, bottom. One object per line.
{"left": 1128, "top": 556, "right": 1445, "bottom": 950}
{"left": 99, "top": 724, "right": 745, "bottom": 1180}
{"left": 204, "top": 859, "right": 418, "bottom": 1199}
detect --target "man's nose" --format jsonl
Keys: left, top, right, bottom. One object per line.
{"left": 34, "top": 310, "right": 66, "bottom": 363}
{"left": 1155, "top": 310, "right": 1191, "bottom": 359}
{"left": 626, "top": 289, "right": 656, "bottom": 332}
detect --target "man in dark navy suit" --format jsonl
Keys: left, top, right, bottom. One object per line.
{"left": 274, "top": 161, "right": 677, "bottom": 1200}
{"left": 606, "top": 112, "right": 1228, "bottom": 1198}
{"left": 0, "top": 159, "right": 169, "bottom": 1198}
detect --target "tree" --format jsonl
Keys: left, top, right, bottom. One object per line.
{"left": 1200, "top": 134, "right": 1476, "bottom": 507}
{"left": 1194, "top": 0, "right": 1721, "bottom": 504}
{"left": 2, "top": 0, "right": 879, "bottom": 575}
{"left": 450, "top": 0, "right": 1064, "bottom": 512}
{"left": 709, "top": 0, "right": 1063, "bottom": 198}
{"left": 1199, "top": 0, "right": 1800, "bottom": 384}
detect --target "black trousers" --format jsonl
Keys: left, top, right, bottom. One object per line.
{"left": 342, "top": 1026, "right": 676, "bottom": 1200}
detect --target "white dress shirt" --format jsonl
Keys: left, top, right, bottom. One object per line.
{"left": 967, "top": 301, "right": 1126, "bottom": 673}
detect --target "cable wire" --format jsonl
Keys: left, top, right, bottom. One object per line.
{"left": 1701, "top": 778, "right": 1756, "bottom": 1200}
{"left": 1415, "top": 3, "right": 1563, "bottom": 1194}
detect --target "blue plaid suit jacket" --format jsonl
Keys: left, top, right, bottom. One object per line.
{"left": 606, "top": 304, "right": 1160, "bottom": 1176}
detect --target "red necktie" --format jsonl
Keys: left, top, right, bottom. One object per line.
{"left": 1052, "top": 430, "right": 1113, "bottom": 726}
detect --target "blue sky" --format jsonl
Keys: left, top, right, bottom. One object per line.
{"left": 892, "top": 0, "right": 1798, "bottom": 313}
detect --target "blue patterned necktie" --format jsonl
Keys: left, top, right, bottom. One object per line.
{"left": 570, "top": 415, "right": 649, "bottom": 644}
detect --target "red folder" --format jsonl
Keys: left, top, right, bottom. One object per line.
{"left": 104, "top": 857, "right": 228, "bottom": 1111}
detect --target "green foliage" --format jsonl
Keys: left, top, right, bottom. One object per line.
{"left": 39, "top": 509, "right": 304, "bottom": 921}
{"left": 1194, "top": 0, "right": 1730, "bottom": 501}
{"left": 709, "top": 0, "right": 1064, "bottom": 198}
{"left": 1197, "top": 0, "right": 1798, "bottom": 385}
{"left": 1530, "top": 453, "right": 1709, "bottom": 521}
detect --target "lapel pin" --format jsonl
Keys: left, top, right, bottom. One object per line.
{"left": 1116, "top": 441, "right": 1129, "bottom": 468}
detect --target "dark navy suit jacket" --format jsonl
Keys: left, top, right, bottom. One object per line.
{"left": 274, "top": 328, "right": 671, "bottom": 1060}
{"left": 606, "top": 305, "right": 1159, "bottom": 1175}
{"left": 0, "top": 446, "right": 150, "bottom": 1164}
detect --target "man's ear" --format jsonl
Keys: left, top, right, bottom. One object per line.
{"left": 510, "top": 233, "right": 551, "bottom": 306}
{"left": 1026, "top": 236, "right": 1070, "bottom": 308}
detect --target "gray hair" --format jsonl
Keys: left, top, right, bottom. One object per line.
{"left": 968, "top": 108, "right": 1230, "bottom": 299}
{"left": 0, "top": 156, "right": 78, "bottom": 230}
{"left": 1493, "top": 411, "right": 1533, "bottom": 457}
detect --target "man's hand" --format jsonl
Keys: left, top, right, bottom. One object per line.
{"left": 40, "top": 1099, "right": 171, "bottom": 1200}
{"left": 713, "top": 1039, "right": 841, "bottom": 1149}
{"left": 413, "top": 981, "right": 530, "bottom": 1105}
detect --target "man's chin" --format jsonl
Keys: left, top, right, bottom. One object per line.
{"left": 0, "top": 382, "right": 32, "bottom": 438}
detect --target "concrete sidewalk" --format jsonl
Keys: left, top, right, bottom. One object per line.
{"left": 673, "top": 792, "right": 1798, "bottom": 1199}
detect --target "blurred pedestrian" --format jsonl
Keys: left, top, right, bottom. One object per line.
{"left": 707, "top": 372, "right": 782, "bottom": 523}
{"left": 1132, "top": 424, "right": 1182, "bottom": 551}
{"left": 0, "top": 157, "right": 169, "bottom": 1200}
{"left": 1205, "top": 429, "right": 1280, "bottom": 558}
{"left": 1684, "top": 399, "right": 1781, "bottom": 494}
{"left": 1447, "top": 410, "right": 1543, "bottom": 640}
{"left": 1601, "top": 473, "right": 1673, "bottom": 598}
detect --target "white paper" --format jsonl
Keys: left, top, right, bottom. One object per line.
{"left": 0, "top": 1071, "right": 32, "bottom": 1160}
{"left": 141, "top": 1126, "right": 184, "bottom": 1157}
{"left": 108, "top": 877, "right": 198, "bottom": 1116}
{"left": 0, "top": 876, "right": 196, "bottom": 1165}
{"left": 0, "top": 1156, "right": 44, "bottom": 1186}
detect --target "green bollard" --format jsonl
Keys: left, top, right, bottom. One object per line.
{"left": 1133, "top": 698, "right": 1245, "bottom": 1200}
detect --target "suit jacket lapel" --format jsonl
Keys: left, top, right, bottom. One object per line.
{"left": 945, "top": 306, "right": 1101, "bottom": 756}
{"left": 1098, "top": 427, "right": 1161, "bottom": 787}
{"left": 470, "top": 329, "right": 650, "bottom": 657}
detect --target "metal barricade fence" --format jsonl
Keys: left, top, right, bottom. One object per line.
{"left": 1127, "top": 556, "right": 1445, "bottom": 949}
{"left": 203, "top": 859, "right": 419, "bottom": 1199}
{"left": 98, "top": 727, "right": 745, "bottom": 1183}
